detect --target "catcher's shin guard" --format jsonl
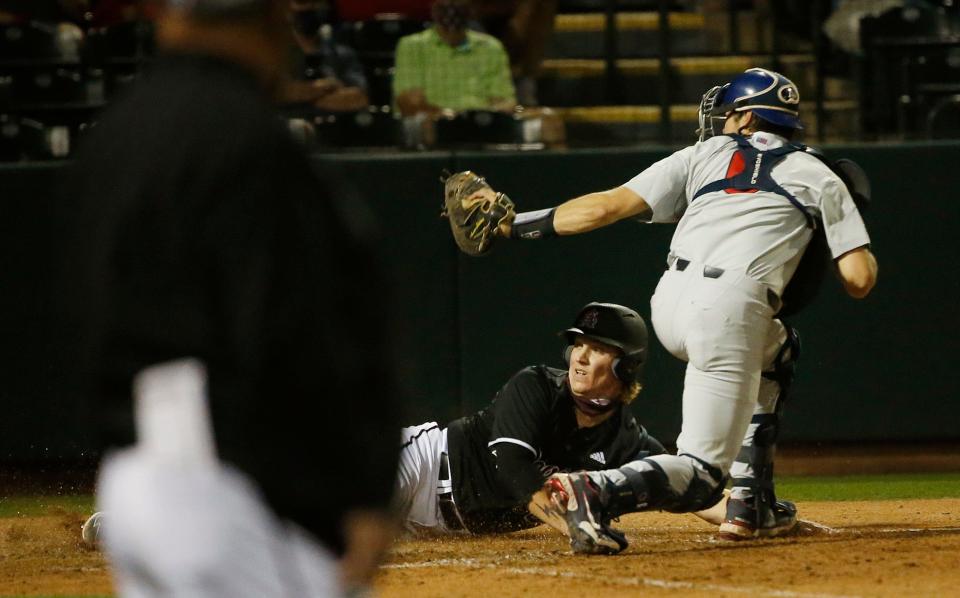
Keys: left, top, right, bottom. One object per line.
{"left": 540, "top": 473, "right": 628, "bottom": 555}
{"left": 724, "top": 326, "right": 801, "bottom": 539}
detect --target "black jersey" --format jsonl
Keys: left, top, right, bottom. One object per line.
{"left": 446, "top": 365, "right": 665, "bottom": 533}
{"left": 69, "top": 52, "right": 399, "bottom": 555}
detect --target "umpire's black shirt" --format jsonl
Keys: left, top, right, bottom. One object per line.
{"left": 70, "top": 52, "right": 399, "bottom": 554}
{"left": 447, "top": 366, "right": 665, "bottom": 533}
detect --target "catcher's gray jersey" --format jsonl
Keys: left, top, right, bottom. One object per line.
{"left": 623, "top": 132, "right": 871, "bottom": 295}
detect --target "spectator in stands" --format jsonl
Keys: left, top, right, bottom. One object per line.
{"left": 474, "top": 0, "right": 557, "bottom": 106}
{"left": 393, "top": 0, "right": 516, "bottom": 116}
{"left": 288, "top": 0, "right": 370, "bottom": 111}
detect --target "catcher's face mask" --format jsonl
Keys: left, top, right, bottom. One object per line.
{"left": 696, "top": 84, "right": 729, "bottom": 142}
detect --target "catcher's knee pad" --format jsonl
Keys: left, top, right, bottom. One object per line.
{"left": 763, "top": 325, "right": 801, "bottom": 401}
{"left": 660, "top": 455, "right": 727, "bottom": 513}
{"left": 608, "top": 463, "right": 670, "bottom": 517}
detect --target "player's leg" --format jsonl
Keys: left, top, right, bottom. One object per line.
{"left": 721, "top": 320, "right": 801, "bottom": 540}
{"left": 536, "top": 272, "right": 770, "bottom": 553}
{"left": 640, "top": 267, "right": 771, "bottom": 512}
{"left": 394, "top": 422, "right": 449, "bottom": 533}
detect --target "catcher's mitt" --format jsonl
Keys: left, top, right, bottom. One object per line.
{"left": 440, "top": 170, "right": 516, "bottom": 256}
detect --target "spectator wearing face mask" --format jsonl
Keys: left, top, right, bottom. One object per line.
{"left": 393, "top": 0, "right": 515, "bottom": 116}
{"left": 287, "top": 0, "right": 369, "bottom": 111}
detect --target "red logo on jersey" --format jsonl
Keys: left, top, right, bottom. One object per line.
{"left": 724, "top": 151, "right": 759, "bottom": 195}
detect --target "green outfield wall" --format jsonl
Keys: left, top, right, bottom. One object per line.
{"left": 2, "top": 141, "right": 958, "bottom": 461}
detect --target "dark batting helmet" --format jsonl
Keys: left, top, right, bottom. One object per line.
{"left": 562, "top": 302, "right": 648, "bottom": 383}
{"left": 697, "top": 67, "right": 802, "bottom": 141}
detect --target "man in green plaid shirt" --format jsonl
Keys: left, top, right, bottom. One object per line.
{"left": 394, "top": 0, "right": 516, "bottom": 116}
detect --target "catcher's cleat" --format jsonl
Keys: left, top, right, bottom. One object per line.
{"left": 718, "top": 498, "right": 798, "bottom": 541}
{"left": 543, "top": 473, "right": 628, "bottom": 555}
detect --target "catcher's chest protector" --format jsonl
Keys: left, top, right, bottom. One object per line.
{"left": 692, "top": 134, "right": 815, "bottom": 230}
{"left": 692, "top": 134, "right": 831, "bottom": 317}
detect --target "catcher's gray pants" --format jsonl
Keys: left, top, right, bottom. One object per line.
{"left": 623, "top": 260, "right": 787, "bottom": 508}
{"left": 97, "top": 359, "right": 342, "bottom": 598}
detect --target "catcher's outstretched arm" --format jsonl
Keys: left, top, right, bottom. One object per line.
{"left": 552, "top": 187, "right": 652, "bottom": 235}
{"left": 501, "top": 186, "right": 652, "bottom": 239}
{"left": 451, "top": 172, "right": 651, "bottom": 250}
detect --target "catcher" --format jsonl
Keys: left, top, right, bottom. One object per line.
{"left": 394, "top": 301, "right": 728, "bottom": 535}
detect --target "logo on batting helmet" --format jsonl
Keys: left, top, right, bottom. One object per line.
{"left": 697, "top": 68, "right": 803, "bottom": 141}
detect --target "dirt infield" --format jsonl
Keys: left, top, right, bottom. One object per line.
{"left": 377, "top": 499, "right": 960, "bottom": 598}
{"left": 2, "top": 499, "right": 958, "bottom": 597}
{"left": 0, "top": 509, "right": 107, "bottom": 597}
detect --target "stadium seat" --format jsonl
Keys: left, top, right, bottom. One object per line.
{"left": 9, "top": 68, "right": 93, "bottom": 104}
{"left": 0, "top": 22, "right": 63, "bottom": 60}
{"left": 926, "top": 94, "right": 960, "bottom": 139}
{"left": 347, "top": 16, "right": 426, "bottom": 58}
{"left": 84, "top": 20, "right": 156, "bottom": 61}
{"left": 312, "top": 107, "right": 401, "bottom": 147}
{"left": 434, "top": 110, "right": 524, "bottom": 148}
{"left": 0, "top": 114, "right": 70, "bottom": 161}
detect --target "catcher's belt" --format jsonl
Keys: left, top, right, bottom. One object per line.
{"left": 666, "top": 255, "right": 782, "bottom": 312}
{"left": 437, "top": 452, "right": 468, "bottom": 532}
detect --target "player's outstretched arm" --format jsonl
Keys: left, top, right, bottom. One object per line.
{"left": 501, "top": 186, "right": 652, "bottom": 239}
{"left": 444, "top": 172, "right": 653, "bottom": 254}
{"left": 552, "top": 187, "right": 652, "bottom": 234}
{"left": 836, "top": 246, "right": 878, "bottom": 298}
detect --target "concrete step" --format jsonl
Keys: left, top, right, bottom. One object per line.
{"left": 537, "top": 54, "right": 814, "bottom": 106}
{"left": 548, "top": 11, "right": 711, "bottom": 58}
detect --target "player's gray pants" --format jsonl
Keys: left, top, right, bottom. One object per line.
{"left": 394, "top": 423, "right": 462, "bottom": 533}
{"left": 593, "top": 261, "right": 788, "bottom": 512}
{"left": 98, "top": 359, "right": 342, "bottom": 598}
{"left": 727, "top": 339, "right": 790, "bottom": 502}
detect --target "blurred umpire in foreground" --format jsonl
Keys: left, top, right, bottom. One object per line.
{"left": 69, "top": 0, "right": 400, "bottom": 595}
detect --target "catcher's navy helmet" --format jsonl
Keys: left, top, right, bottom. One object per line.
{"left": 562, "top": 302, "right": 648, "bottom": 383}
{"left": 697, "top": 67, "right": 802, "bottom": 141}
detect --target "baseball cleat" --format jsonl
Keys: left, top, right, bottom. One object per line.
{"left": 718, "top": 499, "right": 798, "bottom": 541}
{"left": 81, "top": 511, "right": 105, "bottom": 547}
{"left": 528, "top": 478, "right": 571, "bottom": 536}
{"left": 542, "top": 473, "right": 628, "bottom": 555}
